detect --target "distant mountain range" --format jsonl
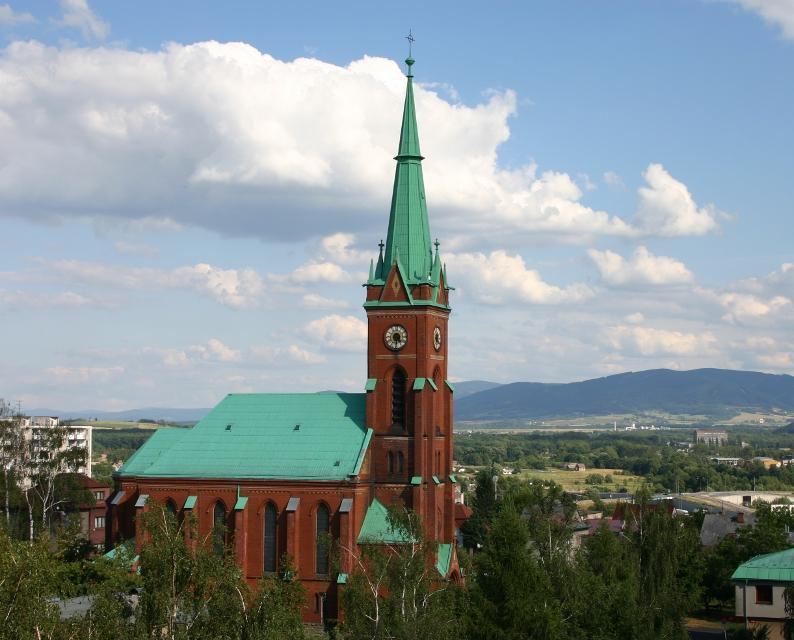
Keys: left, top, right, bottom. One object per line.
{"left": 26, "top": 368, "right": 794, "bottom": 424}
{"left": 455, "top": 368, "right": 794, "bottom": 421}
{"left": 24, "top": 407, "right": 211, "bottom": 423}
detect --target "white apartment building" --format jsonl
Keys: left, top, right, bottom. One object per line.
{"left": 18, "top": 416, "right": 93, "bottom": 477}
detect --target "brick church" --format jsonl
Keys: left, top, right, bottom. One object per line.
{"left": 109, "top": 55, "right": 460, "bottom": 623}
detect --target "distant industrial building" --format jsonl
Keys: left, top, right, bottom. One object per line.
{"left": 710, "top": 456, "right": 741, "bottom": 467}
{"left": 695, "top": 428, "right": 728, "bottom": 446}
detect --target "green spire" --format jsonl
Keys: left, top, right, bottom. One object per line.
{"left": 382, "top": 57, "right": 433, "bottom": 283}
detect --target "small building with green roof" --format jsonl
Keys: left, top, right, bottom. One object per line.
{"left": 109, "top": 51, "right": 461, "bottom": 626}
{"left": 732, "top": 548, "right": 794, "bottom": 634}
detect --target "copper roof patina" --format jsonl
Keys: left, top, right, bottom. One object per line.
{"left": 732, "top": 548, "right": 794, "bottom": 582}
{"left": 365, "top": 57, "right": 451, "bottom": 309}
{"left": 118, "top": 393, "right": 371, "bottom": 481}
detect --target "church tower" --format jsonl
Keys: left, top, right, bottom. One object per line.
{"left": 363, "top": 56, "right": 455, "bottom": 544}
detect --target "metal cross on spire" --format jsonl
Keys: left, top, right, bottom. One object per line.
{"left": 405, "top": 29, "right": 415, "bottom": 57}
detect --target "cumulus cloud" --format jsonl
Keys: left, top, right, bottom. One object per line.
{"left": 8, "top": 259, "right": 266, "bottom": 308}
{"left": 603, "top": 325, "right": 717, "bottom": 356}
{"left": 588, "top": 246, "right": 694, "bottom": 286}
{"left": 634, "top": 164, "right": 720, "bottom": 236}
{"left": 56, "top": 0, "right": 108, "bottom": 39}
{"left": 0, "top": 4, "right": 35, "bottom": 25}
{"left": 446, "top": 250, "right": 593, "bottom": 304}
{"left": 718, "top": 291, "right": 790, "bottom": 322}
{"left": 717, "top": 0, "right": 794, "bottom": 40}
{"left": 319, "top": 233, "right": 370, "bottom": 266}
{"left": 303, "top": 314, "right": 367, "bottom": 351}
{"left": 301, "top": 293, "right": 349, "bottom": 309}
{"left": 288, "top": 261, "right": 351, "bottom": 284}
{"left": 0, "top": 41, "right": 706, "bottom": 247}
{"left": 190, "top": 338, "right": 240, "bottom": 362}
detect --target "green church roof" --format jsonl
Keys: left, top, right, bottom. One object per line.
{"left": 118, "top": 393, "right": 371, "bottom": 481}
{"left": 732, "top": 548, "right": 794, "bottom": 582}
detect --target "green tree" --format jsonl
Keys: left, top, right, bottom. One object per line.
{"left": 339, "top": 506, "right": 461, "bottom": 640}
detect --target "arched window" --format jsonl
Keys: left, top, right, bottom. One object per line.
{"left": 387, "top": 451, "right": 394, "bottom": 474}
{"left": 264, "top": 502, "right": 277, "bottom": 573}
{"left": 316, "top": 503, "right": 330, "bottom": 575}
{"left": 391, "top": 369, "right": 407, "bottom": 429}
{"left": 213, "top": 501, "right": 226, "bottom": 557}
{"left": 398, "top": 451, "right": 405, "bottom": 473}
{"left": 165, "top": 499, "right": 177, "bottom": 523}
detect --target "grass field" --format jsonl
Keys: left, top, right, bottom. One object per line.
{"left": 517, "top": 467, "right": 645, "bottom": 493}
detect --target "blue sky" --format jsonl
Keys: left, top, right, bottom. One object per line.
{"left": 1, "top": 0, "right": 792, "bottom": 410}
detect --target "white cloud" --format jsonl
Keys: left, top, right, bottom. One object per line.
{"left": 718, "top": 291, "right": 790, "bottom": 322}
{"left": 603, "top": 171, "right": 625, "bottom": 189}
{"left": 446, "top": 250, "right": 593, "bottom": 304}
{"left": 604, "top": 325, "right": 717, "bottom": 356}
{"left": 301, "top": 293, "right": 349, "bottom": 309}
{"left": 634, "top": 164, "right": 720, "bottom": 236}
{"left": 12, "top": 259, "right": 266, "bottom": 308}
{"left": 0, "top": 41, "right": 701, "bottom": 247}
{"left": 288, "top": 261, "right": 351, "bottom": 284}
{"left": 0, "top": 4, "right": 35, "bottom": 25}
{"left": 249, "top": 344, "right": 326, "bottom": 364}
{"left": 319, "top": 233, "right": 369, "bottom": 266}
{"left": 303, "top": 314, "right": 367, "bottom": 351}
{"left": 190, "top": 338, "right": 240, "bottom": 363}
{"left": 588, "top": 246, "right": 694, "bottom": 286}
{"left": 717, "top": 0, "right": 794, "bottom": 40}
{"left": 56, "top": 0, "right": 108, "bottom": 39}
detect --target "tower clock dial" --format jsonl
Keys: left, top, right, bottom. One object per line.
{"left": 433, "top": 326, "right": 442, "bottom": 351}
{"left": 385, "top": 325, "right": 408, "bottom": 351}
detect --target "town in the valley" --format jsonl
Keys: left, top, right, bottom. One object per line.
{"left": 2, "top": 2, "right": 793, "bottom": 639}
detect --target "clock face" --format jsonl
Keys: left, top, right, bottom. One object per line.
{"left": 433, "top": 326, "right": 442, "bottom": 351}
{"left": 384, "top": 325, "right": 408, "bottom": 351}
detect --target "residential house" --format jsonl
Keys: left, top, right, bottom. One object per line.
{"left": 732, "top": 548, "right": 794, "bottom": 639}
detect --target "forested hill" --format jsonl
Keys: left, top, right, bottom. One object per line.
{"left": 455, "top": 368, "right": 794, "bottom": 421}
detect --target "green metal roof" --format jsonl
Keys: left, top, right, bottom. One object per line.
{"left": 183, "top": 495, "right": 197, "bottom": 509}
{"left": 234, "top": 496, "right": 248, "bottom": 510}
{"left": 337, "top": 573, "right": 348, "bottom": 584}
{"left": 365, "top": 378, "right": 377, "bottom": 392}
{"left": 444, "top": 380, "right": 455, "bottom": 393}
{"left": 411, "top": 476, "right": 422, "bottom": 485}
{"left": 436, "top": 542, "right": 452, "bottom": 577}
{"left": 432, "top": 475, "right": 441, "bottom": 485}
{"left": 732, "top": 548, "right": 794, "bottom": 582}
{"left": 118, "top": 393, "right": 370, "bottom": 481}
{"left": 364, "top": 57, "right": 450, "bottom": 311}
{"left": 357, "top": 498, "right": 415, "bottom": 544}
{"left": 449, "top": 474, "right": 457, "bottom": 483}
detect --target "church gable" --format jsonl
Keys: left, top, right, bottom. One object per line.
{"left": 379, "top": 262, "right": 413, "bottom": 304}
